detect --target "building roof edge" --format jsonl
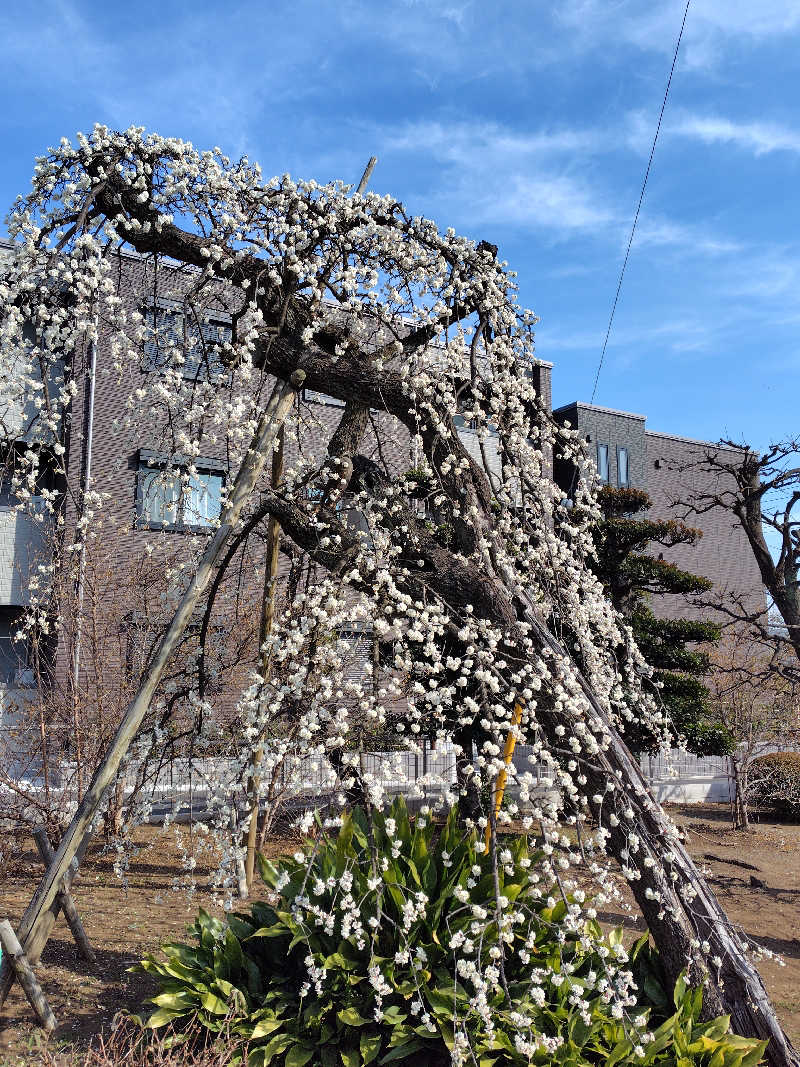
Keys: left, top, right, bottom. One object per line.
{"left": 645, "top": 428, "right": 748, "bottom": 452}
{"left": 552, "top": 400, "right": 646, "bottom": 421}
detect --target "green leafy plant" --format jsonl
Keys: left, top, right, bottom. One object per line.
{"left": 137, "top": 798, "right": 765, "bottom": 1066}
{"left": 603, "top": 969, "right": 766, "bottom": 1067}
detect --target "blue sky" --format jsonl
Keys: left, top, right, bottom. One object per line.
{"left": 2, "top": 0, "right": 799, "bottom": 448}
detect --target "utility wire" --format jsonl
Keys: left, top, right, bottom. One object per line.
{"left": 590, "top": 0, "right": 691, "bottom": 404}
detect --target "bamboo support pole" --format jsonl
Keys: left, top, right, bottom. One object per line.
{"left": 32, "top": 828, "right": 95, "bottom": 965}
{"left": 0, "top": 372, "right": 304, "bottom": 1012}
{"left": 0, "top": 921, "right": 56, "bottom": 1032}
{"left": 485, "top": 702, "right": 523, "bottom": 850}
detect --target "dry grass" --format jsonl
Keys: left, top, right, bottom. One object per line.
{"left": 33, "top": 1017, "right": 249, "bottom": 1066}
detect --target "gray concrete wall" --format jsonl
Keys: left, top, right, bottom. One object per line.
{"left": 0, "top": 508, "right": 47, "bottom": 606}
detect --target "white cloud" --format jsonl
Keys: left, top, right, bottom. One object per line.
{"left": 376, "top": 118, "right": 617, "bottom": 232}
{"left": 373, "top": 117, "right": 747, "bottom": 259}
{"left": 380, "top": 119, "right": 601, "bottom": 163}
{"left": 0, "top": 0, "right": 118, "bottom": 92}
{"left": 557, "top": 0, "right": 800, "bottom": 70}
{"left": 690, "top": 0, "right": 800, "bottom": 39}
{"left": 670, "top": 115, "right": 800, "bottom": 156}
{"left": 725, "top": 245, "right": 800, "bottom": 302}
{"left": 632, "top": 218, "right": 741, "bottom": 256}
{"left": 475, "top": 173, "right": 614, "bottom": 231}
{"left": 537, "top": 317, "right": 714, "bottom": 356}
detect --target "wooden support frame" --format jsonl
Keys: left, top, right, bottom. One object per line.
{"left": 32, "top": 828, "right": 95, "bottom": 966}
{"left": 0, "top": 826, "right": 95, "bottom": 1031}
{"left": 0, "top": 371, "right": 303, "bottom": 1020}
{"left": 0, "top": 921, "right": 57, "bottom": 1033}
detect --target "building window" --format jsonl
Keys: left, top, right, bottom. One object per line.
{"left": 123, "top": 612, "right": 228, "bottom": 694}
{"left": 0, "top": 470, "right": 18, "bottom": 507}
{"left": 596, "top": 443, "right": 609, "bottom": 484}
{"left": 137, "top": 451, "right": 225, "bottom": 531}
{"left": 143, "top": 303, "right": 231, "bottom": 381}
{"left": 0, "top": 444, "right": 56, "bottom": 506}
{"left": 0, "top": 607, "right": 32, "bottom": 686}
{"left": 617, "top": 446, "right": 630, "bottom": 488}
{"left": 452, "top": 385, "right": 498, "bottom": 435}
{"left": 302, "top": 388, "right": 346, "bottom": 408}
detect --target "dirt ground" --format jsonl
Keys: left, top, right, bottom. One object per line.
{"left": 0, "top": 826, "right": 295, "bottom": 1064}
{"left": 0, "top": 804, "right": 798, "bottom": 1063}
{"left": 601, "top": 805, "right": 800, "bottom": 1045}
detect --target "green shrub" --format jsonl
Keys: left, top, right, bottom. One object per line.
{"left": 750, "top": 751, "right": 800, "bottom": 818}
{"left": 137, "top": 798, "right": 764, "bottom": 1066}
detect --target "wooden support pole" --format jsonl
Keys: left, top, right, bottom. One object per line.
{"left": 244, "top": 427, "right": 285, "bottom": 893}
{"left": 0, "top": 832, "right": 87, "bottom": 1016}
{"left": 355, "top": 156, "right": 378, "bottom": 195}
{"left": 0, "top": 372, "right": 304, "bottom": 1011}
{"left": 0, "top": 921, "right": 57, "bottom": 1033}
{"left": 229, "top": 808, "right": 249, "bottom": 901}
{"left": 32, "top": 828, "right": 95, "bottom": 966}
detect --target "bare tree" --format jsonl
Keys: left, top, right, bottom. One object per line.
{"left": 706, "top": 631, "right": 800, "bottom": 830}
{"left": 679, "top": 439, "right": 800, "bottom": 674}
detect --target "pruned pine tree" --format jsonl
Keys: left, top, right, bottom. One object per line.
{"left": 0, "top": 127, "right": 796, "bottom": 1064}
{"left": 590, "top": 486, "right": 729, "bottom": 756}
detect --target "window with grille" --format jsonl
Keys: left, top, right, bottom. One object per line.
{"left": 142, "top": 303, "right": 231, "bottom": 381}
{"left": 137, "top": 451, "right": 225, "bottom": 531}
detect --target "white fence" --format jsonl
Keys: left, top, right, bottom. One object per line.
{"left": 114, "top": 744, "right": 462, "bottom": 821}
{"left": 111, "top": 743, "right": 736, "bottom": 822}
{"left": 638, "top": 750, "right": 733, "bottom": 804}
{"left": 4, "top": 742, "right": 745, "bottom": 826}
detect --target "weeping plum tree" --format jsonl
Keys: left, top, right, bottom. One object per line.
{"left": 0, "top": 127, "right": 796, "bottom": 1064}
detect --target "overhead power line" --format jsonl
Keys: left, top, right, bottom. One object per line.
{"left": 590, "top": 0, "right": 692, "bottom": 404}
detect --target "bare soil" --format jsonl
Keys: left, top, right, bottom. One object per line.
{"left": 601, "top": 804, "right": 800, "bottom": 1047}
{"left": 0, "top": 804, "right": 798, "bottom": 1063}
{"left": 0, "top": 826, "right": 294, "bottom": 1065}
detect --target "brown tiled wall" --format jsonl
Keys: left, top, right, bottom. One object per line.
{"left": 551, "top": 403, "right": 764, "bottom": 623}
{"left": 644, "top": 431, "right": 765, "bottom": 622}
{"left": 57, "top": 254, "right": 415, "bottom": 717}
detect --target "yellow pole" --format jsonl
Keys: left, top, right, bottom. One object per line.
{"left": 485, "top": 701, "right": 523, "bottom": 850}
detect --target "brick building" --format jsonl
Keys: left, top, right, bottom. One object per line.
{"left": 0, "top": 238, "right": 765, "bottom": 737}
{"left": 551, "top": 398, "right": 765, "bottom": 621}
{"left": 0, "top": 242, "right": 421, "bottom": 768}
